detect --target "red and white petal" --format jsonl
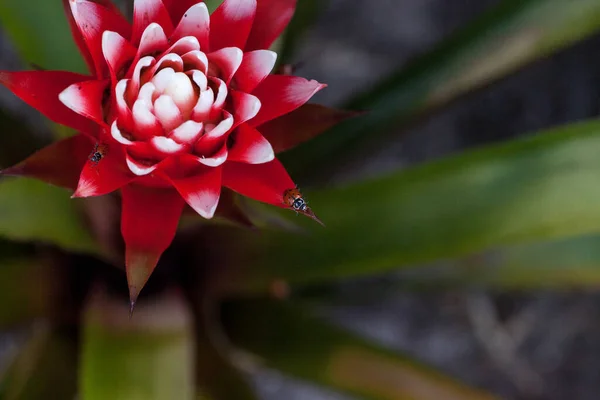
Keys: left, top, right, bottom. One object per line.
{"left": 1, "top": 133, "right": 92, "bottom": 190}
{"left": 157, "top": 72, "right": 196, "bottom": 113}
{"left": 63, "top": 0, "right": 95, "bottom": 75}
{"left": 66, "top": 0, "right": 132, "bottom": 79}
{"left": 233, "top": 50, "right": 276, "bottom": 92}
{"left": 210, "top": 78, "right": 228, "bottom": 118}
{"left": 147, "top": 53, "right": 184, "bottom": 77}
{"left": 207, "top": 47, "right": 243, "bottom": 84}
{"left": 222, "top": 158, "right": 295, "bottom": 207}
{"left": 197, "top": 145, "right": 228, "bottom": 167}
{"left": 230, "top": 90, "right": 261, "bottom": 127}
{"left": 171, "top": 3, "right": 210, "bottom": 50}
{"left": 169, "top": 120, "right": 204, "bottom": 144}
{"left": 250, "top": 75, "right": 326, "bottom": 127}
{"left": 0, "top": 71, "right": 98, "bottom": 135}
{"left": 182, "top": 50, "right": 208, "bottom": 75}
{"left": 125, "top": 154, "right": 158, "bottom": 176}
{"left": 127, "top": 56, "right": 155, "bottom": 102}
{"left": 201, "top": 112, "right": 234, "bottom": 141}
{"left": 168, "top": 165, "right": 222, "bottom": 218}
{"left": 228, "top": 123, "right": 274, "bottom": 164}
{"left": 154, "top": 95, "right": 183, "bottom": 132}
{"left": 73, "top": 145, "right": 133, "bottom": 198}
{"left": 121, "top": 184, "right": 185, "bottom": 305}
{"left": 191, "top": 87, "right": 214, "bottom": 121}
{"left": 102, "top": 31, "right": 136, "bottom": 84}
{"left": 162, "top": 0, "right": 202, "bottom": 26}
{"left": 189, "top": 70, "right": 208, "bottom": 92}
{"left": 150, "top": 136, "right": 186, "bottom": 155}
{"left": 115, "top": 79, "right": 134, "bottom": 132}
{"left": 164, "top": 36, "right": 200, "bottom": 57}
{"left": 111, "top": 120, "right": 133, "bottom": 145}
{"left": 132, "top": 85, "right": 163, "bottom": 139}
{"left": 245, "top": 0, "right": 297, "bottom": 51}
{"left": 137, "top": 23, "right": 169, "bottom": 58}
{"left": 132, "top": 0, "right": 174, "bottom": 45}
{"left": 209, "top": 0, "right": 257, "bottom": 51}
{"left": 59, "top": 79, "right": 110, "bottom": 126}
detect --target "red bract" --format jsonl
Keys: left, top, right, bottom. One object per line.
{"left": 0, "top": 0, "right": 350, "bottom": 306}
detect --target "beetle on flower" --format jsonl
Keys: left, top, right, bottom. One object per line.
{"left": 0, "top": 0, "right": 353, "bottom": 307}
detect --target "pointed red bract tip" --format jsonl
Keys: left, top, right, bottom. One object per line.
{"left": 129, "top": 300, "right": 136, "bottom": 319}
{"left": 126, "top": 250, "right": 159, "bottom": 312}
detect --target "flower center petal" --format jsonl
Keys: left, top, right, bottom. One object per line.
{"left": 164, "top": 72, "right": 196, "bottom": 113}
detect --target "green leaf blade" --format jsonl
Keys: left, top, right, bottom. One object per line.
{"left": 0, "top": 178, "right": 99, "bottom": 254}
{"left": 283, "top": 0, "right": 600, "bottom": 180}
{"left": 223, "top": 299, "right": 497, "bottom": 400}
{"left": 219, "top": 119, "right": 600, "bottom": 292}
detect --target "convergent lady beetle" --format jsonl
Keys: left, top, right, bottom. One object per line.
{"left": 283, "top": 187, "right": 324, "bottom": 226}
{"left": 89, "top": 142, "right": 109, "bottom": 166}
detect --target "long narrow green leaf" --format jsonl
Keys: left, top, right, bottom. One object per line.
{"left": 222, "top": 299, "right": 497, "bottom": 400}
{"left": 0, "top": 324, "right": 78, "bottom": 400}
{"left": 80, "top": 290, "right": 195, "bottom": 400}
{"left": 394, "top": 233, "right": 600, "bottom": 289}
{"left": 0, "top": 178, "right": 99, "bottom": 254}
{"left": 0, "top": 0, "right": 86, "bottom": 72}
{"left": 282, "top": 0, "right": 600, "bottom": 180}
{"left": 213, "top": 119, "right": 600, "bottom": 293}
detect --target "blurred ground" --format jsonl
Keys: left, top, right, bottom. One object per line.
{"left": 3, "top": 0, "right": 600, "bottom": 399}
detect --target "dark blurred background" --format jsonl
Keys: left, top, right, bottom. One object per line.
{"left": 3, "top": 0, "right": 600, "bottom": 399}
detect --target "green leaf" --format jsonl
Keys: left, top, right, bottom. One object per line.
{"left": 214, "top": 119, "right": 600, "bottom": 293}
{"left": 0, "top": 178, "right": 99, "bottom": 254}
{"left": 0, "top": 325, "right": 78, "bottom": 400}
{"left": 0, "top": 0, "right": 86, "bottom": 73}
{"left": 80, "top": 290, "right": 196, "bottom": 400}
{"left": 282, "top": 0, "right": 600, "bottom": 180}
{"left": 222, "top": 299, "right": 497, "bottom": 400}
{"left": 395, "top": 233, "right": 600, "bottom": 289}
{"left": 204, "top": 0, "right": 223, "bottom": 14}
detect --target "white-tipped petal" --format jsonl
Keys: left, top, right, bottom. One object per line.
{"left": 150, "top": 136, "right": 185, "bottom": 154}
{"left": 182, "top": 51, "right": 209, "bottom": 75}
{"left": 190, "top": 70, "right": 208, "bottom": 92}
{"left": 172, "top": 3, "right": 210, "bottom": 49}
{"left": 138, "top": 23, "right": 168, "bottom": 57}
{"left": 197, "top": 146, "right": 228, "bottom": 167}
{"left": 192, "top": 88, "right": 214, "bottom": 121}
{"left": 164, "top": 36, "right": 200, "bottom": 56}
{"left": 111, "top": 121, "right": 133, "bottom": 145}
{"left": 170, "top": 120, "right": 204, "bottom": 143}
{"left": 204, "top": 114, "right": 234, "bottom": 139}
{"left": 126, "top": 155, "right": 157, "bottom": 176}
{"left": 163, "top": 72, "right": 196, "bottom": 112}
{"left": 154, "top": 95, "right": 183, "bottom": 132}
{"left": 207, "top": 47, "right": 243, "bottom": 83}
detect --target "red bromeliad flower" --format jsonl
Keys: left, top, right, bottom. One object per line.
{"left": 0, "top": 0, "right": 352, "bottom": 306}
